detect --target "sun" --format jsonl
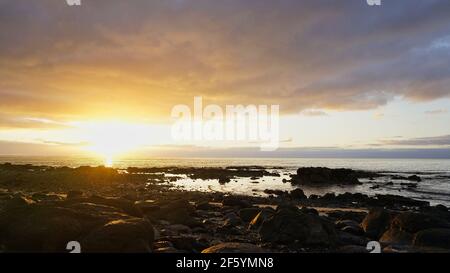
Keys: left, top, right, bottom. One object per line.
{"left": 76, "top": 121, "right": 151, "bottom": 165}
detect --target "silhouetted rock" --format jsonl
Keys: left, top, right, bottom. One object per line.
{"left": 82, "top": 218, "right": 154, "bottom": 253}
{"left": 289, "top": 167, "right": 362, "bottom": 186}
{"left": 259, "top": 205, "right": 337, "bottom": 246}
{"left": 413, "top": 228, "right": 450, "bottom": 250}
{"left": 361, "top": 208, "right": 394, "bottom": 239}
{"left": 290, "top": 188, "right": 307, "bottom": 199}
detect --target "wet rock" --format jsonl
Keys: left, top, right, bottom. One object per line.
{"left": 413, "top": 228, "right": 450, "bottom": 250}
{"left": 82, "top": 218, "right": 154, "bottom": 253}
{"left": 66, "top": 195, "right": 142, "bottom": 217}
{"left": 289, "top": 167, "right": 362, "bottom": 186}
{"left": 361, "top": 208, "right": 393, "bottom": 239}
{"left": 300, "top": 207, "right": 319, "bottom": 216}
{"left": 380, "top": 228, "right": 413, "bottom": 246}
{"left": 335, "top": 220, "right": 360, "bottom": 230}
{"left": 202, "top": 242, "right": 266, "bottom": 253}
{"left": 223, "top": 212, "right": 242, "bottom": 227}
{"left": 290, "top": 188, "right": 307, "bottom": 199}
{"left": 259, "top": 205, "right": 337, "bottom": 246}
{"left": 263, "top": 189, "right": 288, "bottom": 197}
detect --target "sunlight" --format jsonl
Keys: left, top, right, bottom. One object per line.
{"left": 75, "top": 121, "right": 152, "bottom": 163}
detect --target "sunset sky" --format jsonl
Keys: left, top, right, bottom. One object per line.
{"left": 1, "top": 0, "right": 450, "bottom": 158}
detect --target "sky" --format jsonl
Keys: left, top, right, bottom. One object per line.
{"left": 0, "top": 0, "right": 450, "bottom": 158}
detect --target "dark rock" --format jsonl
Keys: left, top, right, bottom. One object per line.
{"left": 290, "top": 188, "right": 307, "bottom": 199}
{"left": 380, "top": 228, "right": 413, "bottom": 246}
{"left": 337, "top": 231, "right": 368, "bottom": 246}
{"left": 146, "top": 199, "right": 197, "bottom": 226}
{"left": 289, "top": 167, "right": 362, "bottom": 186}
{"left": 341, "top": 225, "right": 365, "bottom": 237}
{"left": 195, "top": 201, "right": 215, "bottom": 211}
{"left": 66, "top": 190, "right": 84, "bottom": 199}
{"left": 371, "top": 194, "right": 429, "bottom": 208}
{"left": 391, "top": 212, "right": 450, "bottom": 233}
{"left": 164, "top": 236, "right": 208, "bottom": 252}
{"left": 202, "top": 243, "right": 266, "bottom": 253}
{"left": 82, "top": 218, "right": 154, "bottom": 253}
{"left": 335, "top": 220, "right": 360, "bottom": 230}
{"left": 153, "top": 240, "right": 173, "bottom": 249}
{"left": 413, "top": 228, "right": 450, "bottom": 249}
{"left": 263, "top": 189, "right": 288, "bottom": 197}
{"left": 222, "top": 196, "right": 251, "bottom": 208}
{"left": 248, "top": 208, "right": 275, "bottom": 230}
{"left": 259, "top": 205, "right": 337, "bottom": 246}
{"left": 135, "top": 200, "right": 160, "bottom": 214}
{"left": 239, "top": 207, "right": 261, "bottom": 222}
{"left": 361, "top": 208, "right": 393, "bottom": 239}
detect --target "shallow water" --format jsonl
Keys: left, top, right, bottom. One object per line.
{"left": 1, "top": 156, "right": 450, "bottom": 206}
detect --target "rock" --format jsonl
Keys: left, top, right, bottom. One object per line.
{"left": 341, "top": 225, "right": 365, "bottom": 237}
{"left": 195, "top": 201, "right": 214, "bottom": 211}
{"left": 164, "top": 235, "right": 208, "bottom": 252}
{"left": 290, "top": 188, "right": 307, "bottom": 199}
{"left": 263, "top": 189, "right": 288, "bottom": 197}
{"left": 248, "top": 208, "right": 275, "bottom": 230}
{"left": 167, "top": 224, "right": 192, "bottom": 234}
{"left": 0, "top": 205, "right": 85, "bottom": 251}
{"left": 371, "top": 194, "right": 429, "bottom": 208}
{"left": 300, "top": 207, "right": 319, "bottom": 216}
{"left": 3, "top": 194, "right": 35, "bottom": 210}
{"left": 154, "top": 247, "right": 182, "bottom": 253}
{"left": 259, "top": 205, "right": 337, "bottom": 246}
{"left": 289, "top": 167, "right": 361, "bottom": 186}
{"left": 82, "top": 218, "right": 154, "bottom": 253}
{"left": 153, "top": 240, "right": 174, "bottom": 249}
{"left": 66, "top": 190, "right": 84, "bottom": 199}
{"left": 145, "top": 199, "right": 197, "bottom": 226}
{"left": 223, "top": 212, "right": 242, "bottom": 227}
{"left": 238, "top": 208, "right": 260, "bottom": 222}
{"left": 335, "top": 220, "right": 360, "bottom": 230}
{"left": 134, "top": 200, "right": 160, "bottom": 214}
{"left": 380, "top": 228, "right": 413, "bottom": 246}
{"left": 222, "top": 196, "right": 251, "bottom": 208}
{"left": 337, "top": 231, "right": 368, "bottom": 246}
{"left": 202, "top": 243, "right": 266, "bottom": 253}
{"left": 413, "top": 228, "right": 450, "bottom": 249}
{"left": 66, "top": 195, "right": 142, "bottom": 217}
{"left": 361, "top": 208, "right": 393, "bottom": 239}
{"left": 390, "top": 212, "right": 450, "bottom": 233}
{"left": 337, "top": 245, "right": 369, "bottom": 253}
{"left": 31, "top": 192, "right": 62, "bottom": 202}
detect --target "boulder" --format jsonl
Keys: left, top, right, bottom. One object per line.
{"left": 290, "top": 188, "right": 307, "bottom": 199}
{"left": 82, "top": 218, "right": 154, "bottom": 253}
{"left": 258, "top": 205, "right": 337, "bottom": 246}
{"left": 390, "top": 212, "right": 450, "bottom": 233}
{"left": 289, "top": 167, "right": 361, "bottom": 186}
{"left": 379, "top": 228, "right": 413, "bottom": 246}
{"left": 239, "top": 207, "right": 261, "bottom": 222}
{"left": 222, "top": 196, "right": 251, "bottom": 208}
{"left": 361, "top": 208, "right": 393, "bottom": 239}
{"left": 202, "top": 243, "right": 266, "bottom": 253}
{"left": 413, "top": 228, "right": 450, "bottom": 249}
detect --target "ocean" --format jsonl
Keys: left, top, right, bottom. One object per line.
{"left": 1, "top": 156, "right": 449, "bottom": 206}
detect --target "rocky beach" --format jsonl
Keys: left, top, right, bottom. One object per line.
{"left": 1, "top": 163, "right": 449, "bottom": 253}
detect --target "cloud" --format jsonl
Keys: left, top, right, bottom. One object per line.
{"left": 425, "top": 109, "right": 448, "bottom": 115}
{"left": 0, "top": 0, "right": 450, "bottom": 125}
{"left": 378, "top": 135, "right": 450, "bottom": 146}
{"left": 300, "top": 110, "right": 329, "bottom": 117}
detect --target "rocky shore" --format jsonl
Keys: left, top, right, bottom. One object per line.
{"left": 0, "top": 163, "right": 449, "bottom": 253}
